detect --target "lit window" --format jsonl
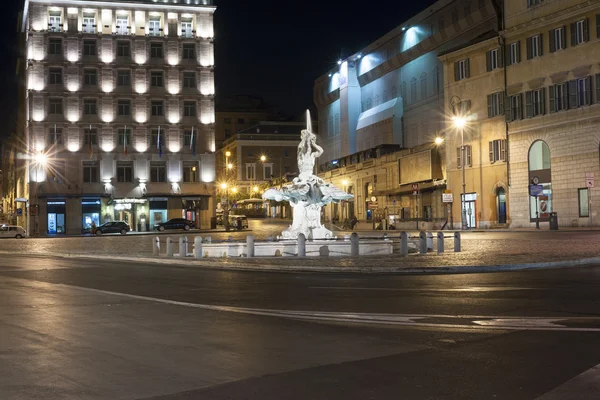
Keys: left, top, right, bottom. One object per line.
{"left": 149, "top": 16, "right": 162, "bottom": 36}
{"left": 181, "top": 18, "right": 193, "bottom": 38}
{"left": 82, "top": 12, "right": 96, "bottom": 34}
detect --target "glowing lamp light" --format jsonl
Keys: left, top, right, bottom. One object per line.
{"left": 168, "top": 56, "right": 179, "bottom": 66}
{"left": 225, "top": 151, "right": 231, "bottom": 157}
{"left": 169, "top": 143, "right": 181, "bottom": 153}
{"left": 253, "top": 186, "right": 259, "bottom": 193}
{"left": 102, "top": 84, "right": 114, "bottom": 93}
{"left": 33, "top": 111, "right": 44, "bottom": 122}
{"left": 35, "top": 142, "right": 45, "bottom": 152}
{"left": 136, "top": 114, "right": 147, "bottom": 123}
{"left": 453, "top": 116, "right": 467, "bottom": 129}
{"left": 232, "top": 187, "right": 238, "bottom": 194}
{"left": 435, "top": 137, "right": 444, "bottom": 145}
{"left": 67, "top": 54, "right": 79, "bottom": 62}
{"left": 135, "top": 55, "right": 147, "bottom": 65}
{"left": 68, "top": 113, "right": 79, "bottom": 123}
{"left": 33, "top": 82, "right": 45, "bottom": 91}
{"left": 102, "top": 143, "right": 114, "bottom": 152}
{"left": 220, "top": 182, "right": 227, "bottom": 190}
{"left": 202, "top": 171, "right": 215, "bottom": 183}
{"left": 67, "top": 82, "right": 79, "bottom": 92}
{"left": 34, "top": 152, "right": 47, "bottom": 165}
{"left": 101, "top": 55, "right": 114, "bottom": 64}
{"left": 337, "top": 59, "right": 342, "bottom": 65}
{"left": 342, "top": 179, "right": 348, "bottom": 186}
{"left": 102, "top": 113, "right": 114, "bottom": 123}
{"left": 68, "top": 142, "right": 80, "bottom": 152}
{"left": 260, "top": 155, "right": 266, "bottom": 162}
{"left": 31, "top": 22, "right": 43, "bottom": 31}
{"left": 135, "top": 143, "right": 148, "bottom": 153}
{"left": 168, "top": 85, "right": 179, "bottom": 95}
{"left": 227, "top": 163, "right": 233, "bottom": 170}
{"left": 168, "top": 114, "right": 180, "bottom": 124}
{"left": 67, "top": 8, "right": 78, "bottom": 14}
{"left": 135, "top": 84, "right": 147, "bottom": 94}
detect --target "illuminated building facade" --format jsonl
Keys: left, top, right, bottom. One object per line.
{"left": 20, "top": 0, "right": 216, "bottom": 235}
{"left": 315, "top": 0, "right": 500, "bottom": 227}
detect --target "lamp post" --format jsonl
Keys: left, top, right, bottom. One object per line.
{"left": 453, "top": 116, "right": 468, "bottom": 230}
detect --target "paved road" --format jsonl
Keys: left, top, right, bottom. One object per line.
{"left": 1, "top": 253, "right": 599, "bottom": 399}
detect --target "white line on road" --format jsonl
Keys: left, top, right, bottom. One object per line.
{"left": 309, "top": 286, "right": 537, "bottom": 292}
{"left": 46, "top": 282, "right": 600, "bottom": 333}
{"left": 535, "top": 363, "right": 600, "bottom": 399}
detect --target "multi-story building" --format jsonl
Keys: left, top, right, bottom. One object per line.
{"left": 439, "top": 31, "right": 509, "bottom": 229}
{"left": 315, "top": 0, "right": 500, "bottom": 226}
{"left": 504, "top": 0, "right": 600, "bottom": 227}
{"left": 20, "top": 0, "right": 217, "bottom": 235}
{"left": 215, "top": 94, "right": 274, "bottom": 149}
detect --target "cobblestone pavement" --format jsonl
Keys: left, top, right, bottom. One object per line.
{"left": 2, "top": 219, "right": 600, "bottom": 271}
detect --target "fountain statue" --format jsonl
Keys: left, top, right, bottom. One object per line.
{"left": 262, "top": 110, "right": 353, "bottom": 240}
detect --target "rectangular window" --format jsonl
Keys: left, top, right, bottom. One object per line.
{"left": 489, "top": 139, "right": 506, "bottom": 163}
{"left": 117, "top": 70, "right": 131, "bottom": 86}
{"left": 183, "top": 72, "right": 196, "bottom": 88}
{"left": 182, "top": 43, "right": 196, "bottom": 59}
{"left": 117, "top": 100, "right": 131, "bottom": 116}
{"left": 579, "top": 188, "right": 589, "bottom": 217}
{"left": 549, "top": 26, "right": 566, "bottom": 52}
{"left": 83, "top": 40, "right": 97, "bottom": 56}
{"left": 149, "top": 17, "right": 162, "bottom": 36}
{"left": 48, "top": 98, "right": 63, "bottom": 114}
{"left": 83, "top": 162, "right": 99, "bottom": 183}
{"left": 82, "top": 13, "right": 96, "bottom": 34}
{"left": 568, "top": 77, "right": 592, "bottom": 108}
{"left": 49, "top": 68, "right": 63, "bottom": 85}
{"left": 246, "top": 164, "right": 256, "bottom": 180}
{"left": 83, "top": 69, "right": 97, "bottom": 86}
{"left": 47, "top": 128, "right": 63, "bottom": 146}
{"left": 48, "top": 38, "right": 62, "bottom": 55}
{"left": 116, "top": 15, "right": 129, "bottom": 35}
{"left": 572, "top": 19, "right": 589, "bottom": 46}
{"left": 487, "top": 92, "right": 504, "bottom": 118}
{"left": 509, "top": 41, "right": 521, "bottom": 65}
{"left": 528, "top": 0, "right": 543, "bottom": 7}
{"left": 456, "top": 146, "right": 472, "bottom": 168}
{"left": 525, "top": 88, "right": 546, "bottom": 118}
{"left": 526, "top": 34, "right": 543, "bottom": 59}
{"left": 184, "top": 130, "right": 193, "bottom": 146}
{"left": 465, "top": 145, "right": 472, "bottom": 167}
{"left": 116, "top": 41, "right": 130, "bottom": 57}
{"left": 84, "top": 128, "right": 97, "bottom": 145}
{"left": 507, "top": 94, "right": 522, "bottom": 122}
{"left": 549, "top": 83, "right": 568, "bottom": 113}
{"left": 183, "top": 101, "right": 196, "bottom": 117}
{"left": 150, "top": 42, "right": 163, "bottom": 58}
{"left": 48, "top": 11, "right": 62, "bottom": 32}
{"left": 263, "top": 164, "right": 273, "bottom": 180}
{"left": 150, "top": 71, "right": 164, "bottom": 87}
{"left": 83, "top": 99, "right": 97, "bottom": 115}
{"left": 150, "top": 162, "right": 167, "bottom": 182}
{"left": 454, "top": 58, "right": 470, "bottom": 81}
{"left": 224, "top": 118, "right": 232, "bottom": 124}
{"left": 151, "top": 101, "right": 164, "bottom": 116}
{"left": 116, "top": 162, "right": 133, "bottom": 183}
{"left": 151, "top": 129, "right": 160, "bottom": 146}
{"left": 117, "top": 128, "right": 132, "bottom": 145}
{"left": 183, "top": 163, "right": 198, "bottom": 183}
{"left": 181, "top": 19, "right": 193, "bottom": 38}
{"left": 486, "top": 48, "right": 503, "bottom": 71}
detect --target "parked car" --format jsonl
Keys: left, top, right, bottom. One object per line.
{"left": 153, "top": 218, "right": 195, "bottom": 231}
{"left": 228, "top": 215, "right": 249, "bottom": 230}
{"left": 0, "top": 225, "right": 26, "bottom": 239}
{"left": 95, "top": 221, "right": 130, "bottom": 235}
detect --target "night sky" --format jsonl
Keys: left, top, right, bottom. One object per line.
{"left": 0, "top": 0, "right": 437, "bottom": 144}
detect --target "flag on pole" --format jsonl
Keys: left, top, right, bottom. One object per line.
{"left": 88, "top": 125, "right": 93, "bottom": 159}
{"left": 123, "top": 126, "right": 128, "bottom": 156}
{"left": 157, "top": 126, "right": 162, "bottom": 158}
{"left": 190, "top": 127, "right": 196, "bottom": 157}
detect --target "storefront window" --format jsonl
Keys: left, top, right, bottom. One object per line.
{"left": 149, "top": 199, "right": 168, "bottom": 228}
{"left": 47, "top": 200, "right": 66, "bottom": 234}
{"left": 82, "top": 198, "right": 101, "bottom": 230}
{"left": 528, "top": 141, "right": 552, "bottom": 220}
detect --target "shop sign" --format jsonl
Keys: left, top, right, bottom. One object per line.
{"left": 114, "top": 198, "right": 146, "bottom": 204}
{"left": 442, "top": 193, "right": 453, "bottom": 203}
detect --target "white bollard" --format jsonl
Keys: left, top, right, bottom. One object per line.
{"left": 350, "top": 232, "right": 359, "bottom": 256}
{"left": 178, "top": 237, "right": 187, "bottom": 258}
{"left": 166, "top": 237, "right": 174, "bottom": 257}
{"left": 247, "top": 235, "right": 255, "bottom": 257}
{"left": 454, "top": 232, "right": 461, "bottom": 252}
{"left": 400, "top": 232, "right": 408, "bottom": 256}
{"left": 152, "top": 236, "right": 160, "bottom": 256}
{"left": 437, "top": 232, "right": 444, "bottom": 254}
{"left": 419, "top": 231, "right": 427, "bottom": 254}
{"left": 427, "top": 232, "right": 434, "bottom": 252}
{"left": 194, "top": 236, "right": 203, "bottom": 259}
{"left": 297, "top": 233, "right": 306, "bottom": 256}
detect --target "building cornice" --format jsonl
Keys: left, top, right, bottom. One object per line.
{"left": 28, "top": 0, "right": 216, "bottom": 13}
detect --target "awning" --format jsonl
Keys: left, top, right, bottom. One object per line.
{"left": 357, "top": 98, "right": 402, "bottom": 130}
{"left": 373, "top": 180, "right": 447, "bottom": 196}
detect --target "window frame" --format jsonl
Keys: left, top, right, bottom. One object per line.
{"left": 183, "top": 101, "right": 196, "bottom": 117}
{"left": 150, "top": 162, "right": 167, "bottom": 183}
{"left": 83, "top": 99, "right": 97, "bottom": 115}
{"left": 579, "top": 188, "right": 590, "bottom": 217}
{"left": 49, "top": 67, "right": 63, "bottom": 85}
{"left": 117, "top": 99, "right": 131, "bottom": 116}
{"left": 48, "top": 38, "right": 62, "bottom": 55}
{"left": 183, "top": 71, "right": 196, "bottom": 88}
{"left": 116, "top": 41, "right": 131, "bottom": 58}
{"left": 116, "top": 162, "right": 133, "bottom": 183}
{"left": 82, "top": 162, "right": 99, "bottom": 183}
{"left": 150, "top": 42, "right": 164, "bottom": 58}
{"left": 151, "top": 100, "right": 164, "bottom": 116}
{"left": 117, "top": 70, "right": 131, "bottom": 87}
{"left": 83, "top": 39, "right": 97, "bottom": 56}
{"left": 83, "top": 68, "right": 98, "bottom": 86}
{"left": 150, "top": 71, "right": 164, "bottom": 87}
{"left": 48, "top": 98, "right": 63, "bottom": 115}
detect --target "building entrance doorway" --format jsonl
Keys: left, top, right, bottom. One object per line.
{"left": 461, "top": 193, "right": 476, "bottom": 229}
{"left": 497, "top": 188, "right": 507, "bottom": 224}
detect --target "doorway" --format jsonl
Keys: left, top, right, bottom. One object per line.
{"left": 497, "top": 188, "right": 507, "bottom": 224}
{"left": 461, "top": 193, "right": 477, "bottom": 229}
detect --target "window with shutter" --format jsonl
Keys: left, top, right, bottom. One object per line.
{"left": 509, "top": 42, "right": 520, "bottom": 65}
{"left": 525, "top": 91, "right": 533, "bottom": 118}
{"left": 456, "top": 147, "right": 462, "bottom": 169}
{"left": 466, "top": 146, "right": 472, "bottom": 167}
{"left": 489, "top": 142, "right": 494, "bottom": 163}
{"left": 568, "top": 79, "right": 578, "bottom": 108}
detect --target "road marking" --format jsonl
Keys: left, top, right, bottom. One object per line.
{"left": 309, "top": 286, "right": 536, "bottom": 292}
{"left": 535, "top": 363, "right": 600, "bottom": 399}
{"left": 47, "top": 282, "right": 600, "bottom": 333}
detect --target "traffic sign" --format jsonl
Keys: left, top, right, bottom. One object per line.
{"left": 368, "top": 201, "right": 379, "bottom": 210}
{"left": 529, "top": 184, "right": 544, "bottom": 197}
{"left": 442, "top": 193, "right": 453, "bottom": 203}
{"left": 412, "top": 183, "right": 419, "bottom": 196}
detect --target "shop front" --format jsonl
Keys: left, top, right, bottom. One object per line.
{"left": 81, "top": 198, "right": 101, "bottom": 231}
{"left": 110, "top": 198, "right": 149, "bottom": 232}
{"left": 47, "top": 199, "right": 66, "bottom": 234}
{"left": 148, "top": 198, "right": 168, "bottom": 230}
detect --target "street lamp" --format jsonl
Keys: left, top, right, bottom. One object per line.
{"left": 434, "top": 137, "right": 444, "bottom": 146}
{"left": 452, "top": 115, "right": 468, "bottom": 230}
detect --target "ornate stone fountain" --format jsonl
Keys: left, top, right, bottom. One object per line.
{"left": 262, "top": 111, "right": 353, "bottom": 240}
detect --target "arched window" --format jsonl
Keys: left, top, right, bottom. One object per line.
{"left": 452, "top": 8, "right": 458, "bottom": 24}
{"left": 420, "top": 72, "right": 428, "bottom": 99}
{"left": 528, "top": 140, "right": 552, "bottom": 221}
{"left": 410, "top": 78, "right": 417, "bottom": 104}
{"left": 391, "top": 86, "right": 398, "bottom": 99}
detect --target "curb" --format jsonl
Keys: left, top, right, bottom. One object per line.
{"left": 4, "top": 251, "right": 600, "bottom": 275}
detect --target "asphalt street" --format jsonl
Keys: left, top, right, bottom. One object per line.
{"left": 1, "top": 252, "right": 600, "bottom": 399}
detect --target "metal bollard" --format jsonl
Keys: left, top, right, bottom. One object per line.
{"left": 297, "top": 233, "right": 306, "bottom": 256}
{"left": 426, "top": 232, "right": 433, "bottom": 252}
{"left": 152, "top": 236, "right": 160, "bottom": 256}
{"left": 247, "top": 235, "right": 255, "bottom": 258}
{"left": 400, "top": 232, "right": 408, "bottom": 256}
{"left": 178, "top": 236, "right": 187, "bottom": 258}
{"left": 454, "top": 232, "right": 461, "bottom": 252}
{"left": 437, "top": 232, "right": 444, "bottom": 254}
{"left": 419, "top": 231, "right": 427, "bottom": 254}
{"left": 194, "top": 236, "right": 203, "bottom": 259}
{"left": 166, "top": 237, "right": 174, "bottom": 257}
{"left": 350, "top": 232, "right": 359, "bottom": 256}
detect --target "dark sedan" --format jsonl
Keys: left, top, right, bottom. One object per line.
{"left": 154, "top": 218, "right": 195, "bottom": 231}
{"left": 95, "top": 221, "right": 130, "bottom": 235}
